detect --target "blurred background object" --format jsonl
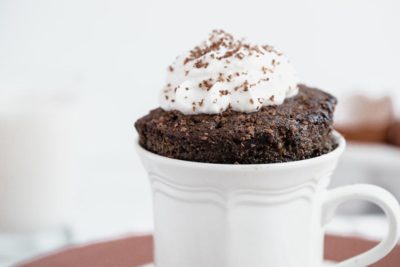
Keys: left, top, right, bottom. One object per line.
{"left": 0, "top": 89, "right": 78, "bottom": 265}
{"left": 333, "top": 94, "right": 400, "bottom": 213}
{"left": 387, "top": 120, "right": 400, "bottom": 147}
{"left": 335, "top": 95, "right": 394, "bottom": 143}
{"left": 335, "top": 94, "right": 400, "bottom": 146}
{"left": 0, "top": 0, "right": 400, "bottom": 265}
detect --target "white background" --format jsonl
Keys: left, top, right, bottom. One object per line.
{"left": 1, "top": 0, "right": 400, "bottom": 242}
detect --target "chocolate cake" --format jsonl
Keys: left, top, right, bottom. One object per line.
{"left": 135, "top": 85, "right": 337, "bottom": 164}
{"left": 135, "top": 30, "right": 338, "bottom": 164}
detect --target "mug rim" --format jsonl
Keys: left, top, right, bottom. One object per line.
{"left": 135, "top": 131, "right": 346, "bottom": 170}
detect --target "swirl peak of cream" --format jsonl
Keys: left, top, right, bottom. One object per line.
{"left": 160, "top": 30, "right": 299, "bottom": 114}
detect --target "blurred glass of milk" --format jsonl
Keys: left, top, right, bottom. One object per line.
{"left": 0, "top": 88, "right": 78, "bottom": 264}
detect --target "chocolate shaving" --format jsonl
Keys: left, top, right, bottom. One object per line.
{"left": 182, "top": 30, "right": 283, "bottom": 65}
{"left": 219, "top": 90, "right": 229, "bottom": 96}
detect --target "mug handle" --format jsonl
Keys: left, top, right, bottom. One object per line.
{"left": 322, "top": 184, "right": 400, "bottom": 267}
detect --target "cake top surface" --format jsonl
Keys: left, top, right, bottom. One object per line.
{"left": 160, "top": 30, "right": 299, "bottom": 115}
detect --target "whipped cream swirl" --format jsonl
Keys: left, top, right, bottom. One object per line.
{"left": 160, "top": 30, "right": 299, "bottom": 114}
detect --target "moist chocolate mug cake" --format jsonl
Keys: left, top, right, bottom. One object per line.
{"left": 135, "top": 30, "right": 400, "bottom": 267}
{"left": 136, "top": 30, "right": 336, "bottom": 164}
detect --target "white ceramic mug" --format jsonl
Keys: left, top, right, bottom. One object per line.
{"left": 137, "top": 132, "right": 400, "bottom": 267}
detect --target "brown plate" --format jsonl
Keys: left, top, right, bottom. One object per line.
{"left": 18, "top": 235, "right": 400, "bottom": 267}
